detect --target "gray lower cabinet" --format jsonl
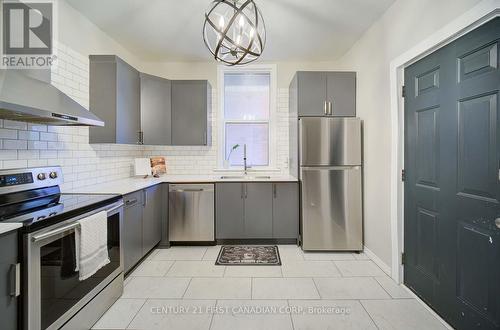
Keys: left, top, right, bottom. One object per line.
{"left": 244, "top": 183, "right": 273, "bottom": 238}
{"left": 171, "top": 80, "right": 212, "bottom": 146}
{"left": 123, "top": 191, "right": 144, "bottom": 273}
{"left": 0, "top": 231, "right": 18, "bottom": 330}
{"left": 216, "top": 183, "right": 245, "bottom": 239}
{"left": 89, "top": 55, "right": 141, "bottom": 144}
{"left": 123, "top": 186, "right": 164, "bottom": 273}
{"left": 140, "top": 73, "right": 172, "bottom": 145}
{"left": 215, "top": 182, "right": 298, "bottom": 240}
{"left": 142, "top": 185, "right": 163, "bottom": 254}
{"left": 291, "top": 71, "right": 356, "bottom": 117}
{"left": 272, "top": 183, "right": 299, "bottom": 239}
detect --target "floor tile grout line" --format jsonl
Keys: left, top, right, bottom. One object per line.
{"left": 181, "top": 277, "right": 193, "bottom": 298}
{"left": 359, "top": 299, "right": 381, "bottom": 330}
{"left": 330, "top": 260, "right": 343, "bottom": 277}
{"left": 311, "top": 277, "right": 322, "bottom": 299}
{"left": 163, "top": 260, "right": 176, "bottom": 277}
{"left": 124, "top": 298, "right": 148, "bottom": 330}
{"left": 373, "top": 276, "right": 395, "bottom": 299}
{"left": 287, "top": 299, "right": 296, "bottom": 330}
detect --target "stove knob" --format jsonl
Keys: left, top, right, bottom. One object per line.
{"left": 49, "top": 171, "right": 58, "bottom": 179}
{"left": 37, "top": 173, "right": 46, "bottom": 180}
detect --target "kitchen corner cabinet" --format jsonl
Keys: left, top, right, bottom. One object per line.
{"left": 123, "top": 186, "right": 163, "bottom": 273}
{"left": 89, "top": 55, "right": 141, "bottom": 144}
{"left": 0, "top": 231, "right": 19, "bottom": 330}
{"left": 171, "top": 80, "right": 212, "bottom": 146}
{"left": 215, "top": 182, "right": 298, "bottom": 240}
{"left": 292, "top": 71, "right": 356, "bottom": 117}
{"left": 140, "top": 73, "right": 172, "bottom": 145}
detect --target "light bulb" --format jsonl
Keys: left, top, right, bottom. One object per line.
{"left": 218, "top": 16, "right": 225, "bottom": 29}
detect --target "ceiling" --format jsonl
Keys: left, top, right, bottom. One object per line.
{"left": 66, "top": 0, "right": 395, "bottom": 62}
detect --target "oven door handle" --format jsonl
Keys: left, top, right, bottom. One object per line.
{"left": 32, "top": 222, "right": 79, "bottom": 242}
{"left": 31, "top": 202, "right": 124, "bottom": 242}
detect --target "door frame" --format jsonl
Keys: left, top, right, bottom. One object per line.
{"left": 390, "top": 0, "right": 500, "bottom": 283}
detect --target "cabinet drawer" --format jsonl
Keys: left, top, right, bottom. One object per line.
{"left": 124, "top": 191, "right": 143, "bottom": 208}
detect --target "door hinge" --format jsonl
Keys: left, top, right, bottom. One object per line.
{"left": 401, "top": 252, "right": 406, "bottom": 265}
{"left": 402, "top": 85, "right": 406, "bottom": 98}
{"left": 401, "top": 169, "right": 406, "bottom": 182}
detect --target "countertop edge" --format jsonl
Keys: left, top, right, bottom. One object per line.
{"left": 0, "top": 223, "right": 22, "bottom": 235}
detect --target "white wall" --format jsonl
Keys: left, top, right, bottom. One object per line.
{"left": 335, "top": 0, "right": 482, "bottom": 268}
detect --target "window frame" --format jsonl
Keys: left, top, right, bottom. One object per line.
{"left": 217, "top": 64, "right": 277, "bottom": 170}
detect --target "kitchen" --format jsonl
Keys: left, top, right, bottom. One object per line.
{"left": 0, "top": 0, "right": 499, "bottom": 329}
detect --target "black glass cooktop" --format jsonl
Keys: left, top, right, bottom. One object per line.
{"left": 0, "top": 193, "right": 121, "bottom": 232}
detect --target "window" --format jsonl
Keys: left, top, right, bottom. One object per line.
{"left": 218, "top": 65, "right": 276, "bottom": 168}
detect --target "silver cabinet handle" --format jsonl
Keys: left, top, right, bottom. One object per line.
{"left": 273, "top": 184, "right": 277, "bottom": 198}
{"left": 143, "top": 190, "right": 147, "bottom": 207}
{"left": 323, "top": 101, "right": 327, "bottom": 115}
{"left": 10, "top": 263, "right": 20, "bottom": 297}
{"left": 126, "top": 198, "right": 138, "bottom": 206}
{"left": 244, "top": 184, "right": 248, "bottom": 198}
{"left": 328, "top": 101, "right": 333, "bottom": 115}
{"left": 241, "top": 184, "right": 244, "bottom": 199}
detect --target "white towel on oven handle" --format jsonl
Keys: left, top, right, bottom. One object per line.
{"left": 74, "top": 211, "right": 110, "bottom": 281}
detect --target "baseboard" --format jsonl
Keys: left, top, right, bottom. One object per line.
{"left": 401, "top": 285, "right": 455, "bottom": 330}
{"left": 363, "top": 246, "right": 391, "bottom": 275}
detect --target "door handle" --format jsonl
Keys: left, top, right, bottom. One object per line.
{"left": 10, "top": 263, "right": 20, "bottom": 297}
{"left": 126, "top": 198, "right": 138, "bottom": 206}
{"left": 495, "top": 218, "right": 500, "bottom": 228}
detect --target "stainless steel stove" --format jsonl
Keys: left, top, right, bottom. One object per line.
{"left": 0, "top": 167, "right": 124, "bottom": 330}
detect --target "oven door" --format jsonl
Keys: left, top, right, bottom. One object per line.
{"left": 24, "top": 200, "right": 124, "bottom": 330}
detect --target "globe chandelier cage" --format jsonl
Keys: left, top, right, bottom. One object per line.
{"left": 203, "top": 0, "right": 266, "bottom": 66}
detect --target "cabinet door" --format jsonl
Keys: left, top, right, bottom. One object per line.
{"left": 116, "top": 59, "right": 141, "bottom": 144}
{"left": 326, "top": 72, "right": 356, "bottom": 117}
{"left": 297, "top": 71, "right": 327, "bottom": 116}
{"left": 142, "top": 185, "right": 163, "bottom": 255}
{"left": 171, "top": 80, "right": 209, "bottom": 145}
{"left": 140, "top": 73, "right": 172, "bottom": 145}
{"left": 272, "top": 183, "right": 299, "bottom": 239}
{"left": 244, "top": 183, "right": 273, "bottom": 238}
{"left": 0, "top": 232, "right": 18, "bottom": 330}
{"left": 216, "top": 183, "right": 245, "bottom": 239}
{"left": 123, "top": 192, "right": 143, "bottom": 273}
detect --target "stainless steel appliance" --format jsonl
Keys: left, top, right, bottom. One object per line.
{"left": 0, "top": 70, "right": 104, "bottom": 126}
{"left": 169, "top": 184, "right": 214, "bottom": 242}
{"left": 299, "top": 117, "right": 362, "bottom": 251}
{"left": 0, "top": 167, "right": 123, "bottom": 330}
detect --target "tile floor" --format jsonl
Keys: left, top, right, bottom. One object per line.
{"left": 93, "top": 245, "right": 449, "bottom": 330}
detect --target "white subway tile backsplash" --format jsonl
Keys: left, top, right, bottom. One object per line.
{"left": 0, "top": 128, "right": 18, "bottom": 139}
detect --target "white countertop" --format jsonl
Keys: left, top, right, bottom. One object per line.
{"left": 0, "top": 223, "right": 22, "bottom": 235}
{"left": 70, "top": 174, "right": 298, "bottom": 195}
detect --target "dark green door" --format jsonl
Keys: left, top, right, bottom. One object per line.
{"left": 404, "top": 18, "right": 500, "bottom": 330}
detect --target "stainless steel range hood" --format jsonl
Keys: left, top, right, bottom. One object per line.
{"left": 0, "top": 69, "right": 104, "bottom": 126}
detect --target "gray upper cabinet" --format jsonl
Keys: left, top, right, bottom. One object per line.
{"left": 272, "top": 183, "right": 299, "bottom": 239}
{"left": 216, "top": 183, "right": 245, "bottom": 239}
{"left": 89, "top": 55, "right": 141, "bottom": 144}
{"left": 142, "top": 185, "right": 163, "bottom": 254}
{"left": 326, "top": 72, "right": 356, "bottom": 117}
{"left": 123, "top": 191, "right": 143, "bottom": 273}
{"left": 244, "top": 183, "right": 273, "bottom": 238}
{"left": 171, "top": 80, "right": 212, "bottom": 146}
{"left": 292, "top": 71, "right": 356, "bottom": 117}
{"left": 140, "top": 73, "right": 172, "bottom": 145}
{"left": 296, "top": 72, "right": 327, "bottom": 116}
{"left": 0, "top": 231, "right": 18, "bottom": 330}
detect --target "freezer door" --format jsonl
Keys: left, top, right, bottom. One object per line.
{"left": 299, "top": 117, "right": 361, "bottom": 166}
{"left": 300, "top": 166, "right": 362, "bottom": 251}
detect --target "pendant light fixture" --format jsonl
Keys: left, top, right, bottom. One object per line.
{"left": 203, "top": 0, "right": 266, "bottom": 66}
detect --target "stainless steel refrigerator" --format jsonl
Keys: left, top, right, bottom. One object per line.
{"left": 299, "top": 117, "right": 362, "bottom": 251}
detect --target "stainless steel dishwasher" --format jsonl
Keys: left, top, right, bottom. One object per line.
{"left": 168, "top": 184, "right": 215, "bottom": 242}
